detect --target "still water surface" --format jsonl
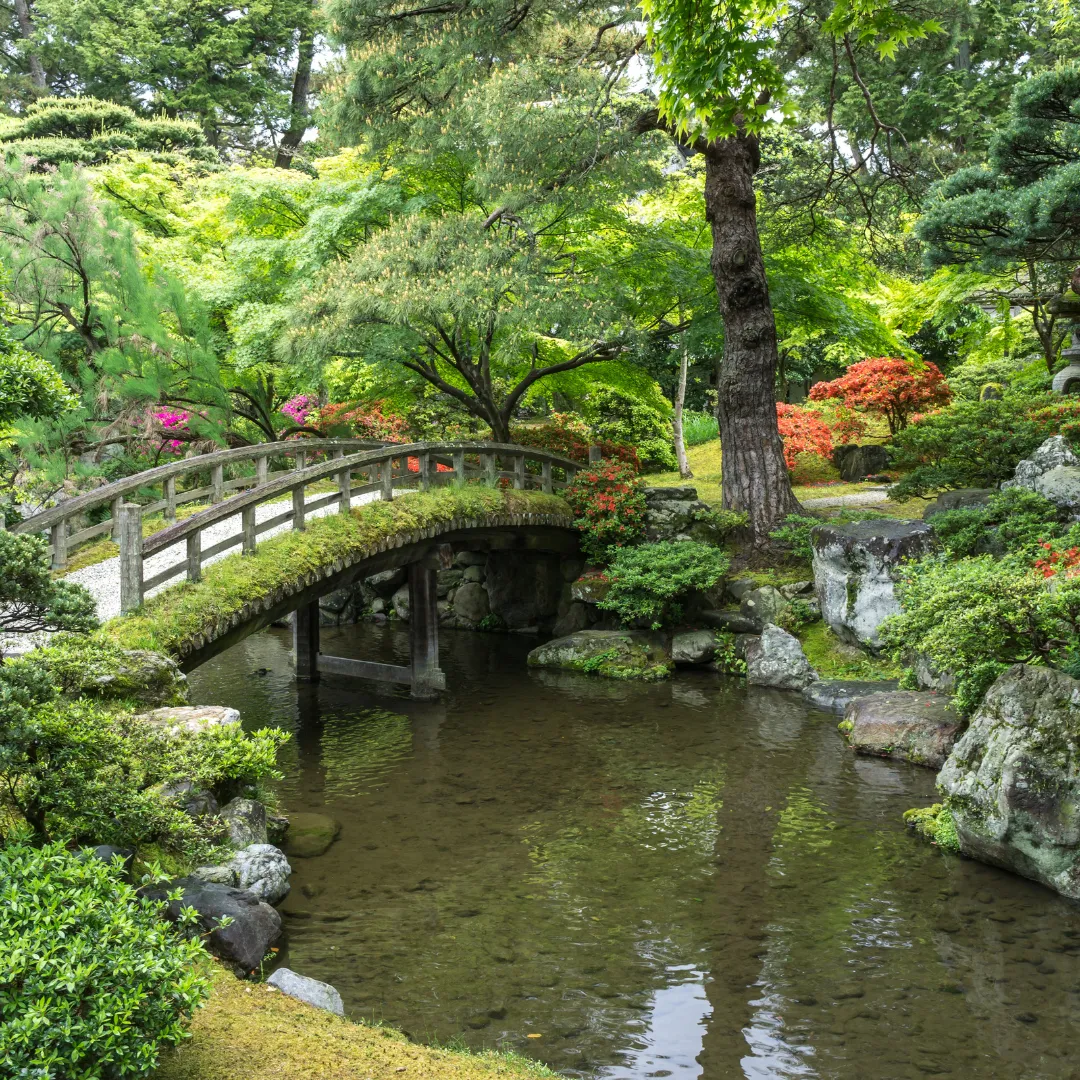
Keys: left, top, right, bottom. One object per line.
{"left": 189, "top": 624, "right": 1080, "bottom": 1079}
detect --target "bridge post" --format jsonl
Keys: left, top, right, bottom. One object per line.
{"left": 541, "top": 459, "right": 552, "bottom": 494}
{"left": 513, "top": 454, "right": 525, "bottom": 489}
{"left": 50, "top": 521, "right": 67, "bottom": 570}
{"left": 164, "top": 476, "right": 177, "bottom": 522}
{"left": 256, "top": 456, "right": 268, "bottom": 486}
{"left": 381, "top": 458, "right": 394, "bottom": 501}
{"left": 409, "top": 563, "right": 444, "bottom": 700}
{"left": 335, "top": 447, "right": 350, "bottom": 513}
{"left": 118, "top": 502, "right": 144, "bottom": 613}
{"left": 293, "top": 600, "right": 320, "bottom": 682}
{"left": 210, "top": 463, "right": 224, "bottom": 504}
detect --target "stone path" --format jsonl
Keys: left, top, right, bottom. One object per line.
{"left": 800, "top": 487, "right": 891, "bottom": 509}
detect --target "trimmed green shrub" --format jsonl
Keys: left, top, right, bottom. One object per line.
{"left": 881, "top": 554, "right": 1080, "bottom": 714}
{"left": 582, "top": 386, "right": 676, "bottom": 471}
{"left": 928, "top": 488, "right": 1063, "bottom": 557}
{"left": 0, "top": 325, "right": 75, "bottom": 425}
{"left": 598, "top": 541, "right": 729, "bottom": 629}
{"left": 0, "top": 842, "right": 208, "bottom": 1079}
{"left": 0, "top": 532, "right": 97, "bottom": 651}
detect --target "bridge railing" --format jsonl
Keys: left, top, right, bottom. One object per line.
{"left": 9, "top": 439, "right": 389, "bottom": 570}
{"left": 101, "top": 441, "right": 581, "bottom": 613}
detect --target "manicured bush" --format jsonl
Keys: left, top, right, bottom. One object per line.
{"left": 0, "top": 842, "right": 208, "bottom": 1079}
{"left": 581, "top": 387, "right": 676, "bottom": 471}
{"left": 888, "top": 395, "right": 1058, "bottom": 499}
{"left": 809, "top": 357, "right": 951, "bottom": 436}
{"left": 563, "top": 460, "right": 647, "bottom": 563}
{"left": 0, "top": 531, "right": 97, "bottom": 653}
{"left": 0, "top": 325, "right": 75, "bottom": 425}
{"left": 597, "top": 541, "right": 729, "bottom": 629}
{"left": 881, "top": 554, "right": 1080, "bottom": 714}
{"left": 928, "top": 488, "right": 1063, "bottom": 558}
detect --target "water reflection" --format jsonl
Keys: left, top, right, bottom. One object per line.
{"left": 189, "top": 623, "right": 1080, "bottom": 1079}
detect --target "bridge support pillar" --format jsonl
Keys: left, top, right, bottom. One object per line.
{"left": 293, "top": 600, "right": 320, "bottom": 682}
{"left": 409, "top": 563, "right": 444, "bottom": 700}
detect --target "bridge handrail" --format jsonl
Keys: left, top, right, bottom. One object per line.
{"left": 113, "top": 440, "right": 583, "bottom": 613}
{"left": 11, "top": 438, "right": 389, "bottom": 541}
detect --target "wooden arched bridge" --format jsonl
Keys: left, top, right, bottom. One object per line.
{"left": 11, "top": 440, "right": 588, "bottom": 698}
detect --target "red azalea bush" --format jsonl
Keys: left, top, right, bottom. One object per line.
{"left": 1029, "top": 398, "right": 1080, "bottom": 445}
{"left": 563, "top": 460, "right": 647, "bottom": 563}
{"left": 1034, "top": 541, "right": 1080, "bottom": 579}
{"left": 809, "top": 357, "right": 951, "bottom": 436}
{"left": 776, "top": 403, "right": 834, "bottom": 470}
{"left": 513, "top": 413, "right": 640, "bottom": 471}
{"left": 314, "top": 400, "right": 409, "bottom": 442}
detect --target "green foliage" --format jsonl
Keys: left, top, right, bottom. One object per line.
{"left": 681, "top": 410, "right": 718, "bottom": 447}
{"left": 563, "top": 461, "right": 647, "bottom": 564}
{"left": 929, "top": 488, "right": 1063, "bottom": 557}
{"left": 0, "top": 841, "right": 208, "bottom": 1079}
{"left": 798, "top": 622, "right": 903, "bottom": 681}
{"left": 768, "top": 514, "right": 821, "bottom": 562}
{"left": 777, "top": 597, "right": 819, "bottom": 634}
{"left": 0, "top": 321, "right": 75, "bottom": 426}
{"left": 581, "top": 386, "right": 676, "bottom": 472}
{"left": 881, "top": 554, "right": 1080, "bottom": 714}
{"left": 888, "top": 395, "right": 1060, "bottom": 498}
{"left": 903, "top": 803, "right": 961, "bottom": 853}
{"left": 0, "top": 531, "right": 97, "bottom": 646}
{"left": 712, "top": 630, "right": 747, "bottom": 676}
{"left": 598, "top": 541, "right": 729, "bottom": 629}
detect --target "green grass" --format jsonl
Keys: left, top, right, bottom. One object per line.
{"left": 105, "top": 487, "right": 570, "bottom": 658}
{"left": 797, "top": 621, "right": 903, "bottom": 681}
{"left": 153, "top": 962, "right": 556, "bottom": 1080}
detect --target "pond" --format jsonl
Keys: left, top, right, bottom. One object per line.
{"left": 189, "top": 624, "right": 1080, "bottom": 1079}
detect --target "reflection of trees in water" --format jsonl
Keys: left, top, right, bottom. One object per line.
{"left": 319, "top": 709, "right": 413, "bottom": 800}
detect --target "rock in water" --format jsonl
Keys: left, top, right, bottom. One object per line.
{"left": 745, "top": 625, "right": 817, "bottom": 690}
{"left": 284, "top": 812, "right": 341, "bottom": 858}
{"left": 527, "top": 630, "right": 672, "bottom": 681}
{"left": 134, "top": 704, "right": 239, "bottom": 735}
{"left": 671, "top": 629, "right": 717, "bottom": 666}
{"left": 145, "top": 879, "right": 282, "bottom": 973}
{"left": 267, "top": 968, "right": 345, "bottom": 1016}
{"left": 230, "top": 844, "right": 292, "bottom": 904}
{"left": 220, "top": 797, "right": 268, "bottom": 846}
{"left": 803, "top": 679, "right": 900, "bottom": 715}
{"left": 841, "top": 691, "right": 963, "bottom": 768}
{"left": 811, "top": 519, "right": 935, "bottom": 653}
{"left": 938, "top": 665, "right": 1080, "bottom": 899}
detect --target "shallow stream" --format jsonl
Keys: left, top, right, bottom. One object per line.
{"left": 189, "top": 624, "right": 1080, "bottom": 1079}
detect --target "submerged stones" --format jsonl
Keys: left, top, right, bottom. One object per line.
{"left": 745, "top": 625, "right": 817, "bottom": 690}
{"left": 283, "top": 812, "right": 341, "bottom": 859}
{"left": 811, "top": 519, "right": 935, "bottom": 652}
{"left": 938, "top": 665, "right": 1080, "bottom": 899}
{"left": 841, "top": 690, "right": 963, "bottom": 769}
{"left": 527, "top": 630, "right": 672, "bottom": 680}
{"left": 803, "top": 679, "right": 899, "bottom": 715}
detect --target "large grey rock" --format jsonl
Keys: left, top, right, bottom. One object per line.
{"left": 191, "top": 864, "right": 237, "bottom": 886}
{"left": 366, "top": 568, "right": 407, "bottom": 597}
{"left": 80, "top": 845, "right": 134, "bottom": 878}
{"left": 1002, "top": 436, "right": 1080, "bottom": 514}
{"left": 802, "top": 679, "right": 900, "bottom": 715}
{"left": 436, "top": 568, "right": 464, "bottom": 598}
{"left": 571, "top": 573, "right": 611, "bottom": 604}
{"left": 267, "top": 968, "right": 344, "bottom": 1016}
{"left": 146, "top": 879, "right": 282, "bottom": 973}
{"left": 390, "top": 583, "right": 410, "bottom": 620}
{"left": 135, "top": 705, "right": 239, "bottom": 735}
{"left": 74, "top": 648, "right": 188, "bottom": 706}
{"left": 220, "top": 797, "right": 268, "bottom": 847}
{"left": 283, "top": 812, "right": 341, "bottom": 858}
{"left": 745, "top": 625, "right": 817, "bottom": 690}
{"left": 699, "top": 609, "right": 760, "bottom": 634}
{"left": 453, "top": 581, "right": 490, "bottom": 623}
{"left": 842, "top": 691, "right": 963, "bottom": 769}
{"left": 834, "top": 443, "right": 891, "bottom": 482}
{"left": 152, "top": 779, "right": 218, "bottom": 817}
{"left": 739, "top": 586, "right": 789, "bottom": 632}
{"left": 922, "top": 488, "right": 996, "bottom": 520}
{"left": 811, "top": 519, "right": 935, "bottom": 653}
{"left": 938, "top": 665, "right": 1080, "bottom": 899}
{"left": 643, "top": 486, "right": 714, "bottom": 542}
{"left": 527, "top": 630, "right": 672, "bottom": 681}
{"left": 230, "top": 844, "right": 291, "bottom": 904}
{"left": 671, "top": 630, "right": 717, "bottom": 666}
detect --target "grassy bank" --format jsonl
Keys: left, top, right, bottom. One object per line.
{"left": 153, "top": 964, "right": 555, "bottom": 1080}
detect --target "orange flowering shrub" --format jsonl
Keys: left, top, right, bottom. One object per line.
{"left": 563, "top": 460, "right": 647, "bottom": 563}
{"left": 775, "top": 403, "right": 834, "bottom": 470}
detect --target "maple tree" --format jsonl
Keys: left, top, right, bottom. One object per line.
{"left": 809, "top": 358, "right": 951, "bottom": 437}
{"left": 775, "top": 404, "right": 834, "bottom": 471}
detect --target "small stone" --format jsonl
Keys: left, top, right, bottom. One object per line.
{"left": 745, "top": 625, "right": 817, "bottom": 690}
{"left": 671, "top": 629, "right": 717, "bottom": 666}
{"left": 463, "top": 565, "right": 484, "bottom": 583}
{"left": 135, "top": 705, "right": 239, "bottom": 735}
{"left": 453, "top": 581, "right": 490, "bottom": 623}
{"left": 267, "top": 967, "right": 344, "bottom": 1016}
{"left": 229, "top": 844, "right": 291, "bottom": 904}
{"left": 842, "top": 691, "right": 963, "bottom": 769}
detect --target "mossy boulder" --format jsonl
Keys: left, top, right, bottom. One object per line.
{"left": 283, "top": 813, "right": 341, "bottom": 859}
{"left": 34, "top": 637, "right": 188, "bottom": 706}
{"left": 527, "top": 630, "right": 672, "bottom": 681}
{"left": 938, "top": 664, "right": 1080, "bottom": 898}
{"left": 842, "top": 690, "right": 964, "bottom": 769}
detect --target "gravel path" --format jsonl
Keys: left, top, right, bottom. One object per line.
{"left": 800, "top": 487, "right": 891, "bottom": 509}
{"left": 1, "top": 489, "right": 385, "bottom": 656}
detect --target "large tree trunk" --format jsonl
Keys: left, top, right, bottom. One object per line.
{"left": 703, "top": 133, "right": 801, "bottom": 543}
{"left": 13, "top": 0, "right": 46, "bottom": 89}
{"left": 275, "top": 28, "right": 315, "bottom": 169}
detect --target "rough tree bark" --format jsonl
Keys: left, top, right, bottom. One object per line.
{"left": 12, "top": 0, "right": 45, "bottom": 89}
{"left": 703, "top": 132, "right": 802, "bottom": 542}
{"left": 275, "top": 27, "right": 315, "bottom": 169}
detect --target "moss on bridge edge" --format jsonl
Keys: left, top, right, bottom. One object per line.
{"left": 105, "top": 487, "right": 571, "bottom": 659}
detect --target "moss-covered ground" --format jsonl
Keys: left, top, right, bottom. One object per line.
{"left": 105, "top": 486, "right": 569, "bottom": 657}
{"left": 797, "top": 622, "right": 903, "bottom": 681}
{"left": 153, "top": 964, "right": 555, "bottom": 1080}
